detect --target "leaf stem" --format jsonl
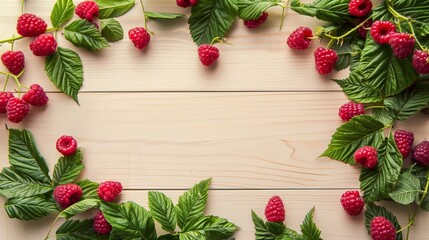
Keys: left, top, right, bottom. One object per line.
{"left": 139, "top": 0, "right": 152, "bottom": 34}
{"left": 278, "top": 0, "right": 290, "bottom": 31}
{"left": 323, "top": 16, "right": 372, "bottom": 42}
{"left": 44, "top": 214, "right": 61, "bottom": 240}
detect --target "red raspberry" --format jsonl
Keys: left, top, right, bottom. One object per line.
{"left": 98, "top": 181, "right": 123, "bottom": 202}
{"left": 389, "top": 33, "right": 415, "bottom": 59}
{"left": 128, "top": 27, "right": 151, "bottom": 50}
{"left": 0, "top": 91, "right": 14, "bottom": 113}
{"left": 176, "top": 0, "right": 198, "bottom": 8}
{"left": 16, "top": 13, "right": 47, "bottom": 37}
{"left": 244, "top": 12, "right": 268, "bottom": 29}
{"left": 6, "top": 98, "right": 30, "bottom": 123}
{"left": 357, "top": 19, "right": 373, "bottom": 39}
{"left": 370, "top": 216, "right": 396, "bottom": 240}
{"left": 314, "top": 47, "right": 338, "bottom": 74}
{"left": 264, "top": 196, "right": 285, "bottom": 222}
{"left": 93, "top": 211, "right": 112, "bottom": 235}
{"left": 287, "top": 26, "right": 313, "bottom": 50}
{"left": 22, "top": 84, "right": 49, "bottom": 106}
{"left": 338, "top": 102, "right": 365, "bottom": 121}
{"left": 412, "top": 141, "right": 429, "bottom": 167}
{"left": 340, "top": 190, "right": 364, "bottom": 216}
{"left": 198, "top": 44, "right": 220, "bottom": 67}
{"left": 394, "top": 130, "right": 414, "bottom": 158}
{"left": 29, "top": 34, "right": 57, "bottom": 56}
{"left": 348, "top": 0, "right": 372, "bottom": 17}
{"left": 56, "top": 135, "right": 78, "bottom": 156}
{"left": 189, "top": 0, "right": 198, "bottom": 5}
{"left": 370, "top": 20, "right": 396, "bottom": 44}
{"left": 1, "top": 51, "right": 25, "bottom": 75}
{"left": 412, "top": 50, "right": 429, "bottom": 74}
{"left": 75, "top": 1, "right": 99, "bottom": 22}
{"left": 54, "top": 183, "right": 83, "bottom": 209}
{"left": 354, "top": 146, "right": 378, "bottom": 169}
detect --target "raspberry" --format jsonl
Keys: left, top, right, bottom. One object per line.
{"left": 370, "top": 20, "right": 396, "bottom": 44}
{"left": 6, "top": 98, "right": 30, "bottom": 123}
{"left": 93, "top": 211, "right": 112, "bottom": 235}
{"left": 340, "top": 190, "right": 364, "bottom": 216}
{"left": 1, "top": 51, "right": 25, "bottom": 75}
{"left": 98, "top": 181, "right": 123, "bottom": 202}
{"left": 22, "top": 84, "right": 49, "bottom": 106}
{"left": 75, "top": 1, "right": 99, "bottom": 22}
{"left": 56, "top": 135, "right": 78, "bottom": 156}
{"left": 54, "top": 183, "right": 83, "bottom": 209}
{"left": 244, "top": 12, "right": 268, "bottom": 29}
{"left": 16, "top": 13, "right": 47, "bottom": 37}
{"left": 389, "top": 33, "right": 415, "bottom": 59}
{"left": 0, "top": 91, "right": 14, "bottom": 113}
{"left": 264, "top": 196, "right": 285, "bottom": 222}
{"left": 354, "top": 146, "right": 378, "bottom": 169}
{"left": 348, "top": 0, "right": 372, "bottom": 17}
{"left": 394, "top": 130, "right": 414, "bottom": 158}
{"left": 412, "top": 50, "right": 429, "bottom": 74}
{"left": 412, "top": 141, "right": 429, "bottom": 167}
{"left": 357, "top": 19, "right": 373, "bottom": 39}
{"left": 370, "top": 216, "right": 396, "bottom": 240}
{"left": 287, "top": 26, "right": 313, "bottom": 50}
{"left": 338, "top": 102, "right": 365, "bottom": 121}
{"left": 198, "top": 44, "right": 220, "bottom": 67}
{"left": 176, "top": 0, "right": 198, "bottom": 8}
{"left": 29, "top": 34, "right": 57, "bottom": 56}
{"left": 314, "top": 47, "right": 338, "bottom": 74}
{"left": 128, "top": 27, "right": 151, "bottom": 50}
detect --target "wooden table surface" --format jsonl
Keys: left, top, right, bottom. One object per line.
{"left": 1, "top": 0, "right": 429, "bottom": 239}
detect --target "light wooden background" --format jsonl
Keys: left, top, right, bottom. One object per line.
{"left": 1, "top": 0, "right": 429, "bottom": 239}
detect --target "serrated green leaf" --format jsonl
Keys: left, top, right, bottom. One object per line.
{"left": 0, "top": 167, "right": 53, "bottom": 198}
{"left": 148, "top": 191, "right": 177, "bottom": 233}
{"left": 56, "top": 219, "right": 108, "bottom": 240}
{"left": 189, "top": 0, "right": 238, "bottom": 45}
{"left": 290, "top": 0, "right": 350, "bottom": 24}
{"left": 175, "top": 178, "right": 211, "bottom": 229}
{"left": 65, "top": 20, "right": 110, "bottom": 51}
{"left": 275, "top": 228, "right": 300, "bottom": 240}
{"left": 95, "top": 0, "right": 135, "bottom": 19}
{"left": 76, "top": 179, "right": 100, "bottom": 200}
{"left": 238, "top": 0, "right": 279, "bottom": 20}
{"left": 59, "top": 199, "right": 100, "bottom": 219}
{"left": 100, "top": 19, "right": 124, "bottom": 42}
{"left": 374, "top": 0, "right": 429, "bottom": 23}
{"left": 266, "top": 222, "right": 285, "bottom": 236}
{"left": 53, "top": 149, "right": 84, "bottom": 186}
{"left": 181, "top": 216, "right": 238, "bottom": 239}
{"left": 389, "top": 173, "right": 421, "bottom": 205}
{"left": 4, "top": 196, "right": 57, "bottom": 221}
{"left": 321, "top": 115, "right": 385, "bottom": 164}
{"left": 331, "top": 43, "right": 352, "bottom": 71}
{"left": 365, "top": 204, "right": 402, "bottom": 240}
{"left": 360, "top": 136, "right": 403, "bottom": 202}
{"left": 251, "top": 211, "right": 276, "bottom": 240}
{"left": 158, "top": 234, "right": 180, "bottom": 240}
{"left": 8, "top": 129, "right": 51, "bottom": 184}
{"left": 145, "top": 12, "right": 186, "bottom": 20}
{"left": 51, "top": 0, "right": 75, "bottom": 28}
{"left": 300, "top": 207, "right": 321, "bottom": 240}
{"left": 100, "top": 201, "right": 157, "bottom": 240}
{"left": 45, "top": 47, "right": 83, "bottom": 104}
{"left": 334, "top": 70, "right": 384, "bottom": 103}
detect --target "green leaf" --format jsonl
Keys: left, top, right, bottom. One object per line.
{"left": 158, "top": 235, "right": 180, "bottom": 240}
{"left": 51, "top": 0, "right": 75, "bottom": 28}
{"left": 334, "top": 70, "right": 384, "bottom": 103}
{"left": 238, "top": 0, "right": 279, "bottom": 20}
{"left": 45, "top": 47, "right": 83, "bottom": 104}
{"left": 360, "top": 136, "right": 403, "bottom": 202}
{"left": 290, "top": 0, "right": 350, "bottom": 24}
{"left": 175, "top": 178, "right": 211, "bottom": 229}
{"left": 53, "top": 149, "right": 84, "bottom": 186}
{"left": 56, "top": 219, "right": 108, "bottom": 240}
{"left": 100, "top": 19, "right": 124, "bottom": 42}
{"left": 331, "top": 43, "right": 352, "bottom": 71}
{"left": 0, "top": 167, "right": 53, "bottom": 198}
{"left": 365, "top": 204, "right": 402, "bottom": 240}
{"left": 374, "top": 0, "right": 429, "bottom": 23}
{"left": 100, "top": 201, "right": 157, "bottom": 240}
{"left": 59, "top": 199, "right": 100, "bottom": 219}
{"left": 8, "top": 129, "right": 51, "bottom": 184}
{"left": 321, "top": 115, "right": 385, "bottom": 164}
{"left": 148, "top": 191, "right": 177, "bottom": 233}
{"left": 300, "top": 207, "right": 321, "bottom": 240}
{"left": 251, "top": 210, "right": 276, "bottom": 240}
{"left": 359, "top": 37, "right": 418, "bottom": 97}
{"left": 188, "top": 0, "right": 238, "bottom": 45}
{"left": 95, "top": 0, "right": 135, "bottom": 19}
{"left": 389, "top": 173, "right": 421, "bottom": 205}
{"left": 65, "top": 20, "right": 110, "bottom": 51}
{"left": 145, "top": 12, "right": 186, "bottom": 20}
{"left": 276, "top": 228, "right": 299, "bottom": 240}
{"left": 76, "top": 179, "right": 100, "bottom": 200}
{"left": 5, "top": 196, "right": 58, "bottom": 221}
{"left": 266, "top": 222, "right": 285, "bottom": 236}
{"left": 181, "top": 216, "right": 238, "bottom": 239}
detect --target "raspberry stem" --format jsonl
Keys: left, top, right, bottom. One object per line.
{"left": 278, "top": 0, "right": 291, "bottom": 30}
{"left": 0, "top": 28, "right": 57, "bottom": 44}
{"left": 0, "top": 71, "right": 27, "bottom": 97}
{"left": 139, "top": 0, "right": 153, "bottom": 35}
{"left": 44, "top": 214, "right": 61, "bottom": 240}
{"left": 21, "top": 0, "right": 25, "bottom": 14}
{"left": 323, "top": 16, "right": 372, "bottom": 44}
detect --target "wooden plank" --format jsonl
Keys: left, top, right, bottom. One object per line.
{"left": 1, "top": 189, "right": 428, "bottom": 239}
{"left": 1, "top": 92, "right": 427, "bottom": 189}
{"left": 0, "top": 0, "right": 347, "bottom": 92}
